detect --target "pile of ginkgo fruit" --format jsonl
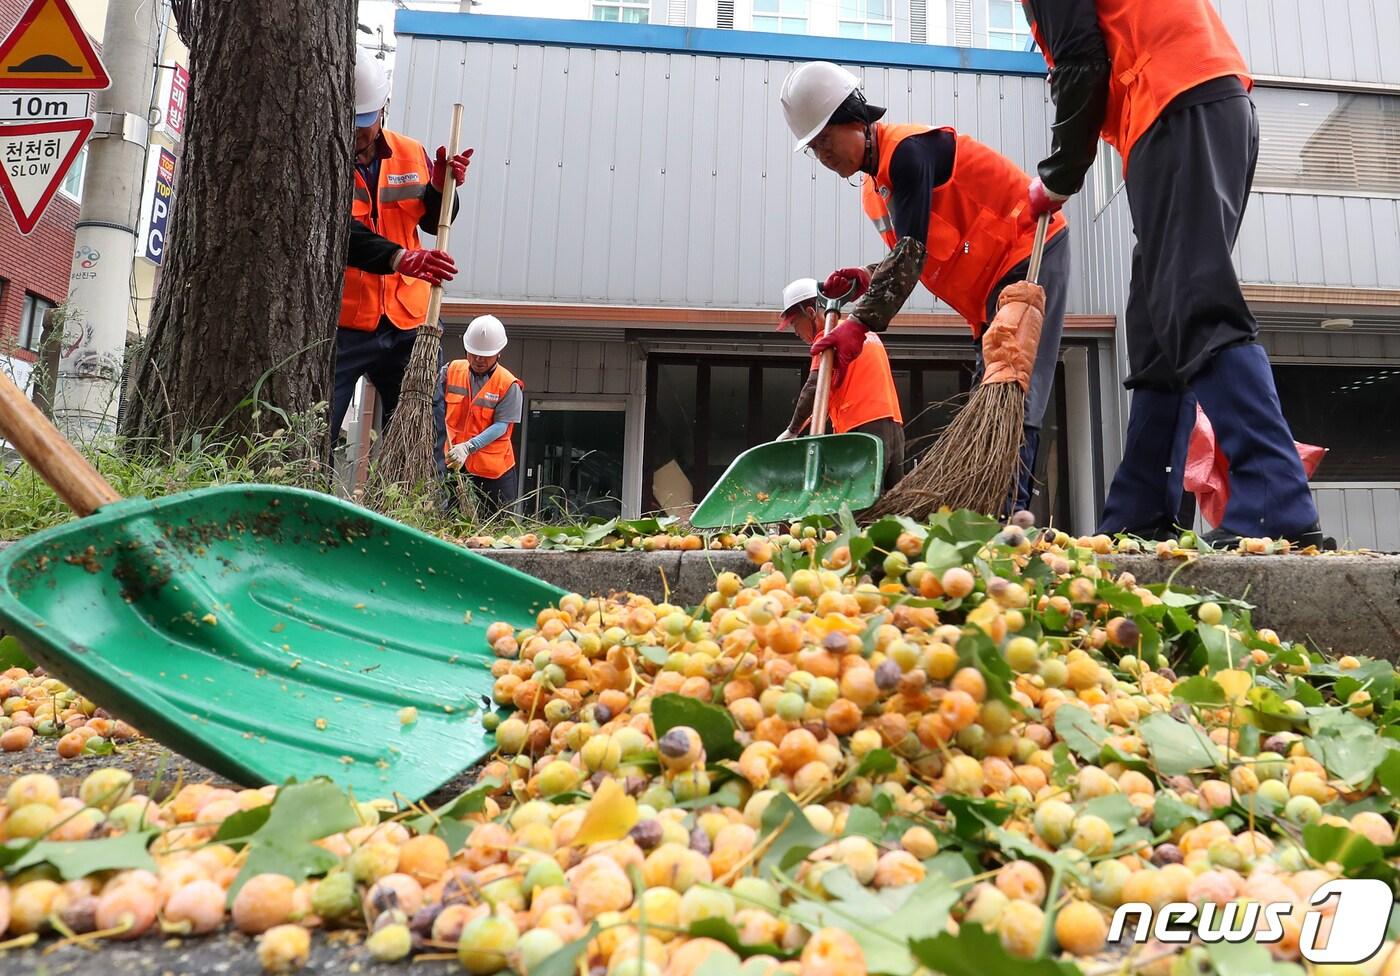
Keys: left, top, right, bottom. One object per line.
{"left": 0, "top": 511, "right": 1395, "bottom": 976}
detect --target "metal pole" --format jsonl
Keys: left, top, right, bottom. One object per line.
{"left": 52, "top": 0, "right": 162, "bottom": 441}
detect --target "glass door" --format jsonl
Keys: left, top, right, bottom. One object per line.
{"left": 522, "top": 400, "right": 627, "bottom": 521}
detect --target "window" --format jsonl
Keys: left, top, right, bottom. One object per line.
{"left": 839, "top": 0, "right": 893, "bottom": 40}
{"left": 60, "top": 146, "right": 86, "bottom": 201}
{"left": 1254, "top": 88, "right": 1400, "bottom": 195}
{"left": 1092, "top": 139, "right": 1124, "bottom": 214}
{"left": 592, "top": 1, "right": 649, "bottom": 23}
{"left": 986, "top": 0, "right": 1031, "bottom": 50}
{"left": 751, "top": 0, "right": 807, "bottom": 34}
{"left": 19, "top": 294, "right": 55, "bottom": 353}
{"left": 1272, "top": 365, "right": 1400, "bottom": 480}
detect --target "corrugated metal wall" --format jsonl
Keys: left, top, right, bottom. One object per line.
{"left": 1238, "top": 195, "right": 1400, "bottom": 289}
{"left": 391, "top": 37, "right": 1090, "bottom": 315}
{"left": 1218, "top": 0, "right": 1400, "bottom": 86}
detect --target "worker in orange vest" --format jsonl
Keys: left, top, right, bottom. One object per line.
{"left": 1022, "top": 0, "right": 1324, "bottom": 549}
{"left": 779, "top": 62, "right": 1071, "bottom": 514}
{"left": 776, "top": 278, "right": 905, "bottom": 490}
{"left": 437, "top": 315, "right": 524, "bottom": 512}
{"left": 333, "top": 54, "right": 475, "bottom": 443}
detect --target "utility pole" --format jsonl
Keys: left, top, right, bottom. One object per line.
{"left": 53, "top": 0, "right": 162, "bottom": 441}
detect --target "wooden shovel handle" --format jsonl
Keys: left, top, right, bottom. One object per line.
{"left": 809, "top": 309, "right": 839, "bottom": 437}
{"left": 0, "top": 370, "right": 121, "bottom": 517}
{"left": 808, "top": 277, "right": 860, "bottom": 437}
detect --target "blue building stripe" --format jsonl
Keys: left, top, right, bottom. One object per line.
{"left": 394, "top": 12, "right": 1049, "bottom": 77}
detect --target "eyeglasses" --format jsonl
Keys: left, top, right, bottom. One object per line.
{"left": 805, "top": 128, "right": 840, "bottom": 160}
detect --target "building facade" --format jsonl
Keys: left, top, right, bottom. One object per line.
{"left": 395, "top": 1, "right": 1399, "bottom": 546}
{"left": 0, "top": 0, "right": 186, "bottom": 393}
{"left": 453, "top": 0, "right": 1034, "bottom": 51}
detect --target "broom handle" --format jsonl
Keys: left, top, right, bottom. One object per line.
{"left": 0, "top": 370, "right": 122, "bottom": 517}
{"left": 423, "top": 103, "right": 465, "bottom": 331}
{"left": 1026, "top": 213, "right": 1050, "bottom": 286}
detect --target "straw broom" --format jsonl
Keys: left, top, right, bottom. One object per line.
{"left": 368, "top": 104, "right": 475, "bottom": 521}
{"left": 869, "top": 215, "right": 1050, "bottom": 521}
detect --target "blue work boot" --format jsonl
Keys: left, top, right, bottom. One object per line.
{"left": 1098, "top": 389, "right": 1193, "bottom": 540}
{"left": 1189, "top": 343, "right": 1322, "bottom": 546}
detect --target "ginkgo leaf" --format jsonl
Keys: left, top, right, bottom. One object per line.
{"left": 571, "top": 776, "right": 638, "bottom": 847}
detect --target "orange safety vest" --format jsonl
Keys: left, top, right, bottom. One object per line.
{"left": 811, "top": 332, "right": 903, "bottom": 434}
{"left": 861, "top": 124, "right": 1067, "bottom": 335}
{"left": 1028, "top": 0, "right": 1251, "bottom": 169}
{"left": 340, "top": 129, "right": 433, "bottom": 332}
{"left": 443, "top": 360, "right": 523, "bottom": 479}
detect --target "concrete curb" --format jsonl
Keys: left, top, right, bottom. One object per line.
{"left": 477, "top": 549, "right": 1400, "bottom": 658}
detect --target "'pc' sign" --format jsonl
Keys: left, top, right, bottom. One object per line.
{"left": 138, "top": 147, "right": 177, "bottom": 265}
{"left": 1108, "top": 878, "right": 1394, "bottom": 964}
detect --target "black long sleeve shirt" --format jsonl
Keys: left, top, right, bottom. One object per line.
{"left": 1021, "top": 0, "right": 1113, "bottom": 197}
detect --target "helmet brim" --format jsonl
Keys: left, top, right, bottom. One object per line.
{"left": 355, "top": 110, "right": 381, "bottom": 128}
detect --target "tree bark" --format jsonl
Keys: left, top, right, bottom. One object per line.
{"left": 121, "top": 0, "right": 356, "bottom": 459}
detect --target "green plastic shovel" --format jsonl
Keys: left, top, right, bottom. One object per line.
{"left": 690, "top": 281, "right": 884, "bottom": 529}
{"left": 0, "top": 375, "right": 565, "bottom": 801}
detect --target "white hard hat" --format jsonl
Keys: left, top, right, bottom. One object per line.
{"left": 464, "top": 315, "right": 508, "bottom": 357}
{"left": 777, "top": 278, "right": 820, "bottom": 331}
{"left": 355, "top": 54, "right": 391, "bottom": 127}
{"left": 780, "top": 61, "right": 860, "bottom": 152}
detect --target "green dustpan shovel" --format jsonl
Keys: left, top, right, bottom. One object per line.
{"left": 690, "top": 278, "right": 885, "bottom": 529}
{"left": 689, "top": 432, "right": 883, "bottom": 529}
{"left": 0, "top": 376, "right": 565, "bottom": 801}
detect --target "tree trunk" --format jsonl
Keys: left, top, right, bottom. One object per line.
{"left": 121, "top": 0, "right": 356, "bottom": 459}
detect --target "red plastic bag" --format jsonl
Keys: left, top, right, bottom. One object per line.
{"left": 1184, "top": 405, "right": 1326, "bottom": 528}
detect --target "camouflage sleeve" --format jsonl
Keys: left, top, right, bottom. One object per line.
{"left": 847, "top": 236, "right": 926, "bottom": 334}
{"left": 787, "top": 372, "right": 818, "bottom": 435}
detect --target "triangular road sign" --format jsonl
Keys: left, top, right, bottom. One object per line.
{"left": 0, "top": 0, "right": 110, "bottom": 90}
{"left": 0, "top": 117, "right": 92, "bottom": 234}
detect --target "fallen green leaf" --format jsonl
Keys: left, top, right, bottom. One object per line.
{"left": 1, "top": 829, "right": 156, "bottom": 880}
{"left": 652, "top": 693, "right": 742, "bottom": 763}
{"left": 786, "top": 866, "right": 957, "bottom": 976}
{"left": 910, "top": 922, "right": 1083, "bottom": 976}
{"left": 531, "top": 922, "right": 601, "bottom": 976}
{"left": 1172, "top": 675, "right": 1226, "bottom": 706}
{"left": 758, "top": 794, "right": 826, "bottom": 877}
{"left": 404, "top": 778, "right": 498, "bottom": 853}
{"left": 1053, "top": 704, "right": 1108, "bottom": 764}
{"left": 1205, "top": 939, "right": 1305, "bottom": 976}
{"left": 220, "top": 780, "right": 360, "bottom": 902}
{"left": 1139, "top": 712, "right": 1223, "bottom": 776}
{"left": 686, "top": 917, "right": 794, "bottom": 960}
{"left": 0, "top": 635, "right": 35, "bottom": 670}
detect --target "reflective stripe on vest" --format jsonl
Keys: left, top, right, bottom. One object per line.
{"left": 813, "top": 332, "right": 903, "bottom": 434}
{"left": 339, "top": 128, "right": 433, "bottom": 332}
{"left": 859, "top": 123, "right": 1067, "bottom": 333}
{"left": 1028, "top": 0, "right": 1250, "bottom": 169}
{"left": 442, "top": 360, "right": 523, "bottom": 480}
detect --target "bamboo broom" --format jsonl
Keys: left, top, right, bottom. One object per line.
{"left": 869, "top": 214, "right": 1050, "bottom": 521}
{"left": 368, "top": 103, "right": 473, "bottom": 520}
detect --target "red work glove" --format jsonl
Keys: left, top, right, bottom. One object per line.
{"left": 809, "top": 317, "right": 868, "bottom": 387}
{"left": 1028, "top": 177, "right": 1070, "bottom": 219}
{"left": 396, "top": 248, "right": 457, "bottom": 285}
{"left": 823, "top": 267, "right": 872, "bottom": 301}
{"left": 430, "top": 146, "right": 474, "bottom": 191}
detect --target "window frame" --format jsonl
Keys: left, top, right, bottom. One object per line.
{"left": 18, "top": 293, "right": 55, "bottom": 354}
{"left": 984, "top": 0, "right": 1032, "bottom": 52}
{"left": 591, "top": 0, "right": 651, "bottom": 24}
{"left": 1250, "top": 82, "right": 1400, "bottom": 199}
{"left": 751, "top": 0, "right": 808, "bottom": 34}
{"left": 59, "top": 145, "right": 86, "bottom": 202}
{"left": 838, "top": 0, "right": 894, "bottom": 41}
